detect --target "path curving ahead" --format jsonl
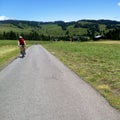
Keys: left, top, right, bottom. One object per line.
{"left": 0, "top": 45, "right": 119, "bottom": 120}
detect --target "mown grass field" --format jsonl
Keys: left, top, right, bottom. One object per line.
{"left": 0, "top": 40, "right": 18, "bottom": 68}
{"left": 0, "top": 40, "right": 120, "bottom": 110}
{"left": 0, "top": 40, "right": 37, "bottom": 69}
{"left": 41, "top": 41, "right": 120, "bottom": 110}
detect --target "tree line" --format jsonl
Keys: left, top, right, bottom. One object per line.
{"left": 0, "top": 31, "right": 51, "bottom": 41}
{"left": 0, "top": 28, "right": 120, "bottom": 41}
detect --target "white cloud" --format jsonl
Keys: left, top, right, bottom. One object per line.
{"left": 118, "top": 2, "right": 120, "bottom": 6}
{"left": 0, "top": 16, "right": 13, "bottom": 20}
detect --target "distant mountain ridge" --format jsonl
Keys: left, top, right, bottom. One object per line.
{"left": 0, "top": 19, "right": 120, "bottom": 26}
{"left": 0, "top": 19, "right": 120, "bottom": 23}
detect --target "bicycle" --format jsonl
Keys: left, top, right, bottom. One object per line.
{"left": 19, "top": 45, "right": 26, "bottom": 58}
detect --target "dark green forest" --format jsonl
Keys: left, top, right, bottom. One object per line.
{"left": 0, "top": 19, "right": 120, "bottom": 41}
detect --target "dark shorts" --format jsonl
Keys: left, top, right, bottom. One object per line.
{"left": 20, "top": 44, "right": 25, "bottom": 47}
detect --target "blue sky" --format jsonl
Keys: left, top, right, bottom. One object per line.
{"left": 1, "top": 0, "right": 120, "bottom": 22}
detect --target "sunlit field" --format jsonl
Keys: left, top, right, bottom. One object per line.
{"left": 0, "top": 40, "right": 120, "bottom": 110}
{"left": 0, "top": 40, "right": 38, "bottom": 68}
{"left": 41, "top": 41, "right": 120, "bottom": 110}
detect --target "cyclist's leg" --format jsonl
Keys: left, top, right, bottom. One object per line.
{"left": 22, "top": 45, "right": 26, "bottom": 55}
{"left": 23, "top": 45, "right": 26, "bottom": 54}
{"left": 19, "top": 45, "right": 22, "bottom": 54}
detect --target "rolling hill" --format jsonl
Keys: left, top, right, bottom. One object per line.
{"left": 0, "top": 19, "right": 120, "bottom": 40}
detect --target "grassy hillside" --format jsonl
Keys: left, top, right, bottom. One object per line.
{"left": 0, "top": 19, "right": 120, "bottom": 39}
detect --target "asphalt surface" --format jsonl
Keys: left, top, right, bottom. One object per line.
{"left": 0, "top": 45, "right": 120, "bottom": 120}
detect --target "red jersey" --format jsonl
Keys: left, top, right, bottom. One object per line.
{"left": 19, "top": 38, "right": 25, "bottom": 45}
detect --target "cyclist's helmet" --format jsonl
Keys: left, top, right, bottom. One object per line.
{"left": 19, "top": 36, "right": 22, "bottom": 39}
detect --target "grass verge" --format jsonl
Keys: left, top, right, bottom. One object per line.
{"left": 0, "top": 40, "right": 18, "bottom": 69}
{"left": 41, "top": 41, "right": 120, "bottom": 110}
{"left": 0, "top": 40, "right": 39, "bottom": 69}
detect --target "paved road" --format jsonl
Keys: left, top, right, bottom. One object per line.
{"left": 0, "top": 45, "right": 119, "bottom": 120}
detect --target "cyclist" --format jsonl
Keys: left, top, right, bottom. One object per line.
{"left": 18, "top": 36, "right": 26, "bottom": 55}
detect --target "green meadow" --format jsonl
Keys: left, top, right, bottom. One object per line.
{"left": 0, "top": 40, "right": 120, "bottom": 110}
{"left": 0, "top": 40, "right": 36, "bottom": 68}
{"left": 0, "top": 40, "right": 18, "bottom": 68}
{"left": 41, "top": 41, "right": 120, "bottom": 110}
